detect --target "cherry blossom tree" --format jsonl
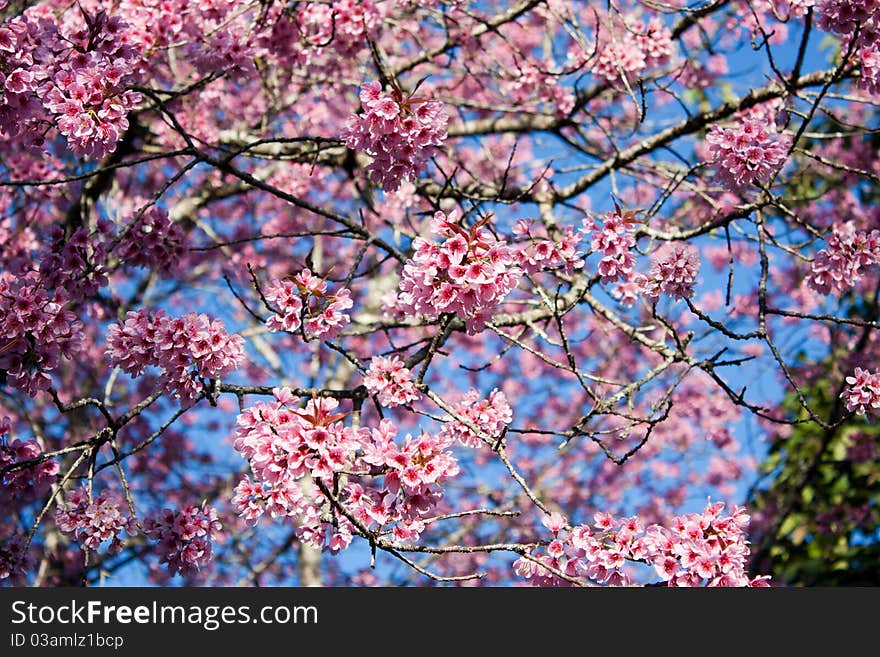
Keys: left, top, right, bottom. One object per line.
{"left": 1, "top": 0, "right": 878, "bottom": 587}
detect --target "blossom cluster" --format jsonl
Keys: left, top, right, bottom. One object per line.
{"left": 343, "top": 80, "right": 448, "bottom": 191}
{"left": 55, "top": 487, "right": 134, "bottom": 553}
{"left": 40, "top": 224, "right": 111, "bottom": 302}
{"left": 0, "top": 534, "right": 31, "bottom": 582}
{"left": 637, "top": 243, "right": 701, "bottom": 300}
{"left": 143, "top": 504, "right": 222, "bottom": 577}
{"left": 858, "top": 41, "right": 880, "bottom": 95}
{"left": 1, "top": 435, "right": 59, "bottom": 508}
{"left": 0, "top": 273, "right": 83, "bottom": 397}
{"left": 297, "top": 0, "right": 380, "bottom": 56}
{"left": 114, "top": 207, "right": 187, "bottom": 276}
{"left": 583, "top": 207, "right": 639, "bottom": 285}
{"left": 362, "top": 421, "right": 459, "bottom": 510}
{"left": 514, "top": 501, "right": 770, "bottom": 587}
{"left": 263, "top": 269, "right": 353, "bottom": 340}
{"left": 705, "top": 111, "right": 791, "bottom": 190}
{"left": 512, "top": 219, "right": 585, "bottom": 276}
{"left": 806, "top": 222, "right": 880, "bottom": 295}
{"left": 593, "top": 17, "right": 674, "bottom": 83}
{"left": 816, "top": 0, "right": 879, "bottom": 35}
{"left": 0, "top": 0, "right": 873, "bottom": 591}
{"left": 0, "top": 7, "right": 144, "bottom": 158}
{"left": 232, "top": 389, "right": 459, "bottom": 550}
{"left": 363, "top": 355, "right": 421, "bottom": 407}
{"left": 233, "top": 390, "right": 364, "bottom": 551}
{"left": 390, "top": 211, "right": 523, "bottom": 334}
{"left": 439, "top": 388, "right": 512, "bottom": 448}
{"left": 234, "top": 393, "right": 361, "bottom": 487}
{"left": 344, "top": 421, "right": 459, "bottom": 545}
{"left": 677, "top": 53, "right": 729, "bottom": 89}
{"left": 105, "top": 309, "right": 245, "bottom": 406}
{"left": 502, "top": 62, "right": 575, "bottom": 116}
{"left": 815, "top": 0, "right": 880, "bottom": 93}
{"left": 842, "top": 367, "right": 880, "bottom": 416}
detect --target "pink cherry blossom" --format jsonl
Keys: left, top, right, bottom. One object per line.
{"left": 705, "top": 106, "right": 792, "bottom": 190}
{"left": 106, "top": 309, "right": 245, "bottom": 406}
{"left": 115, "top": 207, "right": 186, "bottom": 276}
{"left": 343, "top": 80, "right": 448, "bottom": 191}
{"left": 363, "top": 355, "right": 421, "bottom": 407}
{"left": 0, "top": 0, "right": 875, "bottom": 592}
{"left": 807, "top": 222, "right": 880, "bottom": 295}
{"left": 389, "top": 211, "right": 523, "bottom": 334}
{"left": 55, "top": 487, "right": 134, "bottom": 553}
{"left": 638, "top": 243, "right": 701, "bottom": 300}
{"left": 264, "top": 270, "right": 353, "bottom": 340}
{"left": 593, "top": 16, "right": 675, "bottom": 83}
{"left": 842, "top": 368, "right": 880, "bottom": 416}
{"left": 439, "top": 388, "right": 512, "bottom": 448}
{"left": 0, "top": 273, "right": 83, "bottom": 397}
{"left": 144, "top": 504, "right": 222, "bottom": 577}
{"left": 515, "top": 501, "right": 767, "bottom": 587}
{"left": 1, "top": 436, "right": 59, "bottom": 507}
{"left": 584, "top": 207, "right": 639, "bottom": 285}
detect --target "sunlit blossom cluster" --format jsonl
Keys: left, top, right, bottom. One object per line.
{"left": 583, "top": 207, "right": 639, "bottom": 285}
{"left": 807, "top": 222, "right": 880, "bottom": 295}
{"left": 0, "top": 273, "right": 83, "bottom": 397}
{"left": 263, "top": 269, "right": 353, "bottom": 340}
{"left": 439, "top": 388, "right": 512, "bottom": 448}
{"left": 232, "top": 389, "right": 459, "bottom": 550}
{"left": 842, "top": 367, "right": 880, "bottom": 416}
{"left": 514, "top": 501, "right": 770, "bottom": 587}
{"left": 637, "top": 243, "right": 701, "bottom": 300}
{"left": 297, "top": 0, "right": 380, "bottom": 56}
{"left": 106, "top": 309, "right": 245, "bottom": 406}
{"left": 363, "top": 355, "right": 421, "bottom": 407}
{"left": 705, "top": 113, "right": 791, "bottom": 190}
{"left": 0, "top": 0, "right": 874, "bottom": 590}
{"left": 343, "top": 80, "right": 448, "bottom": 191}
{"left": 390, "top": 211, "right": 523, "bottom": 334}
{"left": 0, "top": 7, "right": 143, "bottom": 158}
{"left": 808, "top": 0, "right": 880, "bottom": 92}
{"left": 513, "top": 219, "right": 585, "bottom": 276}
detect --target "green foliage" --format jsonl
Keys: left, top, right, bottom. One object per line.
{"left": 748, "top": 380, "right": 880, "bottom": 586}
